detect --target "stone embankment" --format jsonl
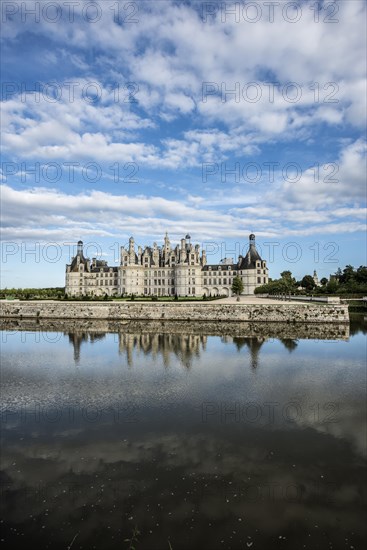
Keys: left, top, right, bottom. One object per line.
{"left": 0, "top": 300, "right": 349, "bottom": 323}
{"left": 0, "top": 317, "right": 350, "bottom": 340}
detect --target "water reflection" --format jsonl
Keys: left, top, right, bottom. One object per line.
{"left": 1, "top": 317, "right": 366, "bottom": 550}
{"left": 68, "top": 332, "right": 106, "bottom": 363}
{"left": 0, "top": 318, "right": 350, "bottom": 369}
{"left": 118, "top": 333, "right": 207, "bottom": 369}
{"left": 350, "top": 312, "right": 367, "bottom": 336}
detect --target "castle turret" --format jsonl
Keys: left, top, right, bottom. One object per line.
{"left": 129, "top": 237, "right": 135, "bottom": 253}
{"left": 163, "top": 232, "right": 171, "bottom": 265}
{"left": 185, "top": 234, "right": 191, "bottom": 253}
{"left": 240, "top": 234, "right": 262, "bottom": 269}
{"left": 202, "top": 249, "right": 207, "bottom": 266}
{"left": 180, "top": 238, "right": 187, "bottom": 263}
{"left": 68, "top": 240, "right": 89, "bottom": 272}
{"left": 65, "top": 240, "right": 90, "bottom": 296}
{"left": 128, "top": 237, "right": 136, "bottom": 265}
{"left": 237, "top": 234, "right": 268, "bottom": 294}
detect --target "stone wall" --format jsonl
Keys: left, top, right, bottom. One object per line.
{"left": 0, "top": 301, "right": 349, "bottom": 323}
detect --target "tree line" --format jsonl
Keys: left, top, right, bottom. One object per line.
{"left": 254, "top": 265, "right": 367, "bottom": 296}
{"left": 0, "top": 287, "right": 65, "bottom": 300}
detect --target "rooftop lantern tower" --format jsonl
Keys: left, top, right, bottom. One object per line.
{"left": 185, "top": 234, "right": 191, "bottom": 252}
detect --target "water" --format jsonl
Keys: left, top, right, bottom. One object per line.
{"left": 1, "top": 317, "right": 366, "bottom": 549}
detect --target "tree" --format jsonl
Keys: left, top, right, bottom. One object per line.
{"left": 356, "top": 266, "right": 367, "bottom": 284}
{"left": 320, "top": 277, "right": 328, "bottom": 286}
{"left": 339, "top": 265, "right": 355, "bottom": 284}
{"left": 232, "top": 276, "right": 244, "bottom": 300}
{"left": 326, "top": 279, "right": 338, "bottom": 294}
{"left": 280, "top": 270, "right": 297, "bottom": 292}
{"left": 334, "top": 267, "right": 343, "bottom": 281}
{"left": 301, "top": 275, "right": 316, "bottom": 291}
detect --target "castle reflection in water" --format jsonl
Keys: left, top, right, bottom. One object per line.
{"left": 1, "top": 317, "right": 349, "bottom": 370}
{"left": 67, "top": 330, "right": 297, "bottom": 370}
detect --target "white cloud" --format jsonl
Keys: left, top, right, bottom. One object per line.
{"left": 1, "top": 91, "right": 263, "bottom": 166}
{"left": 2, "top": 0, "right": 366, "bottom": 138}
{"left": 1, "top": 0, "right": 366, "bottom": 257}
{"left": 1, "top": 136, "right": 366, "bottom": 244}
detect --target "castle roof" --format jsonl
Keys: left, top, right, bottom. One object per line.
{"left": 69, "top": 251, "right": 88, "bottom": 272}
{"left": 238, "top": 243, "right": 263, "bottom": 269}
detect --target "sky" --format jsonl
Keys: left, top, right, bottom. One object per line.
{"left": 1, "top": 0, "right": 366, "bottom": 288}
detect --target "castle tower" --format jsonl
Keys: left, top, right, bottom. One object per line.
{"left": 129, "top": 236, "right": 134, "bottom": 253}
{"left": 180, "top": 238, "right": 187, "bottom": 263}
{"left": 202, "top": 249, "right": 207, "bottom": 266}
{"left": 163, "top": 231, "right": 171, "bottom": 265}
{"left": 237, "top": 234, "right": 268, "bottom": 294}
{"left": 175, "top": 236, "right": 189, "bottom": 295}
{"left": 128, "top": 237, "right": 136, "bottom": 265}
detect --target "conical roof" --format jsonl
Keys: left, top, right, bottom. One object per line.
{"left": 239, "top": 235, "right": 263, "bottom": 269}
{"left": 69, "top": 244, "right": 89, "bottom": 272}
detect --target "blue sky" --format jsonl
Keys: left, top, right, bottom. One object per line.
{"left": 1, "top": 0, "right": 366, "bottom": 287}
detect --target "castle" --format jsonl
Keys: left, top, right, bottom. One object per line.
{"left": 65, "top": 233, "right": 268, "bottom": 297}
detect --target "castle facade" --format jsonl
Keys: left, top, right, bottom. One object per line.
{"left": 65, "top": 234, "right": 268, "bottom": 297}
